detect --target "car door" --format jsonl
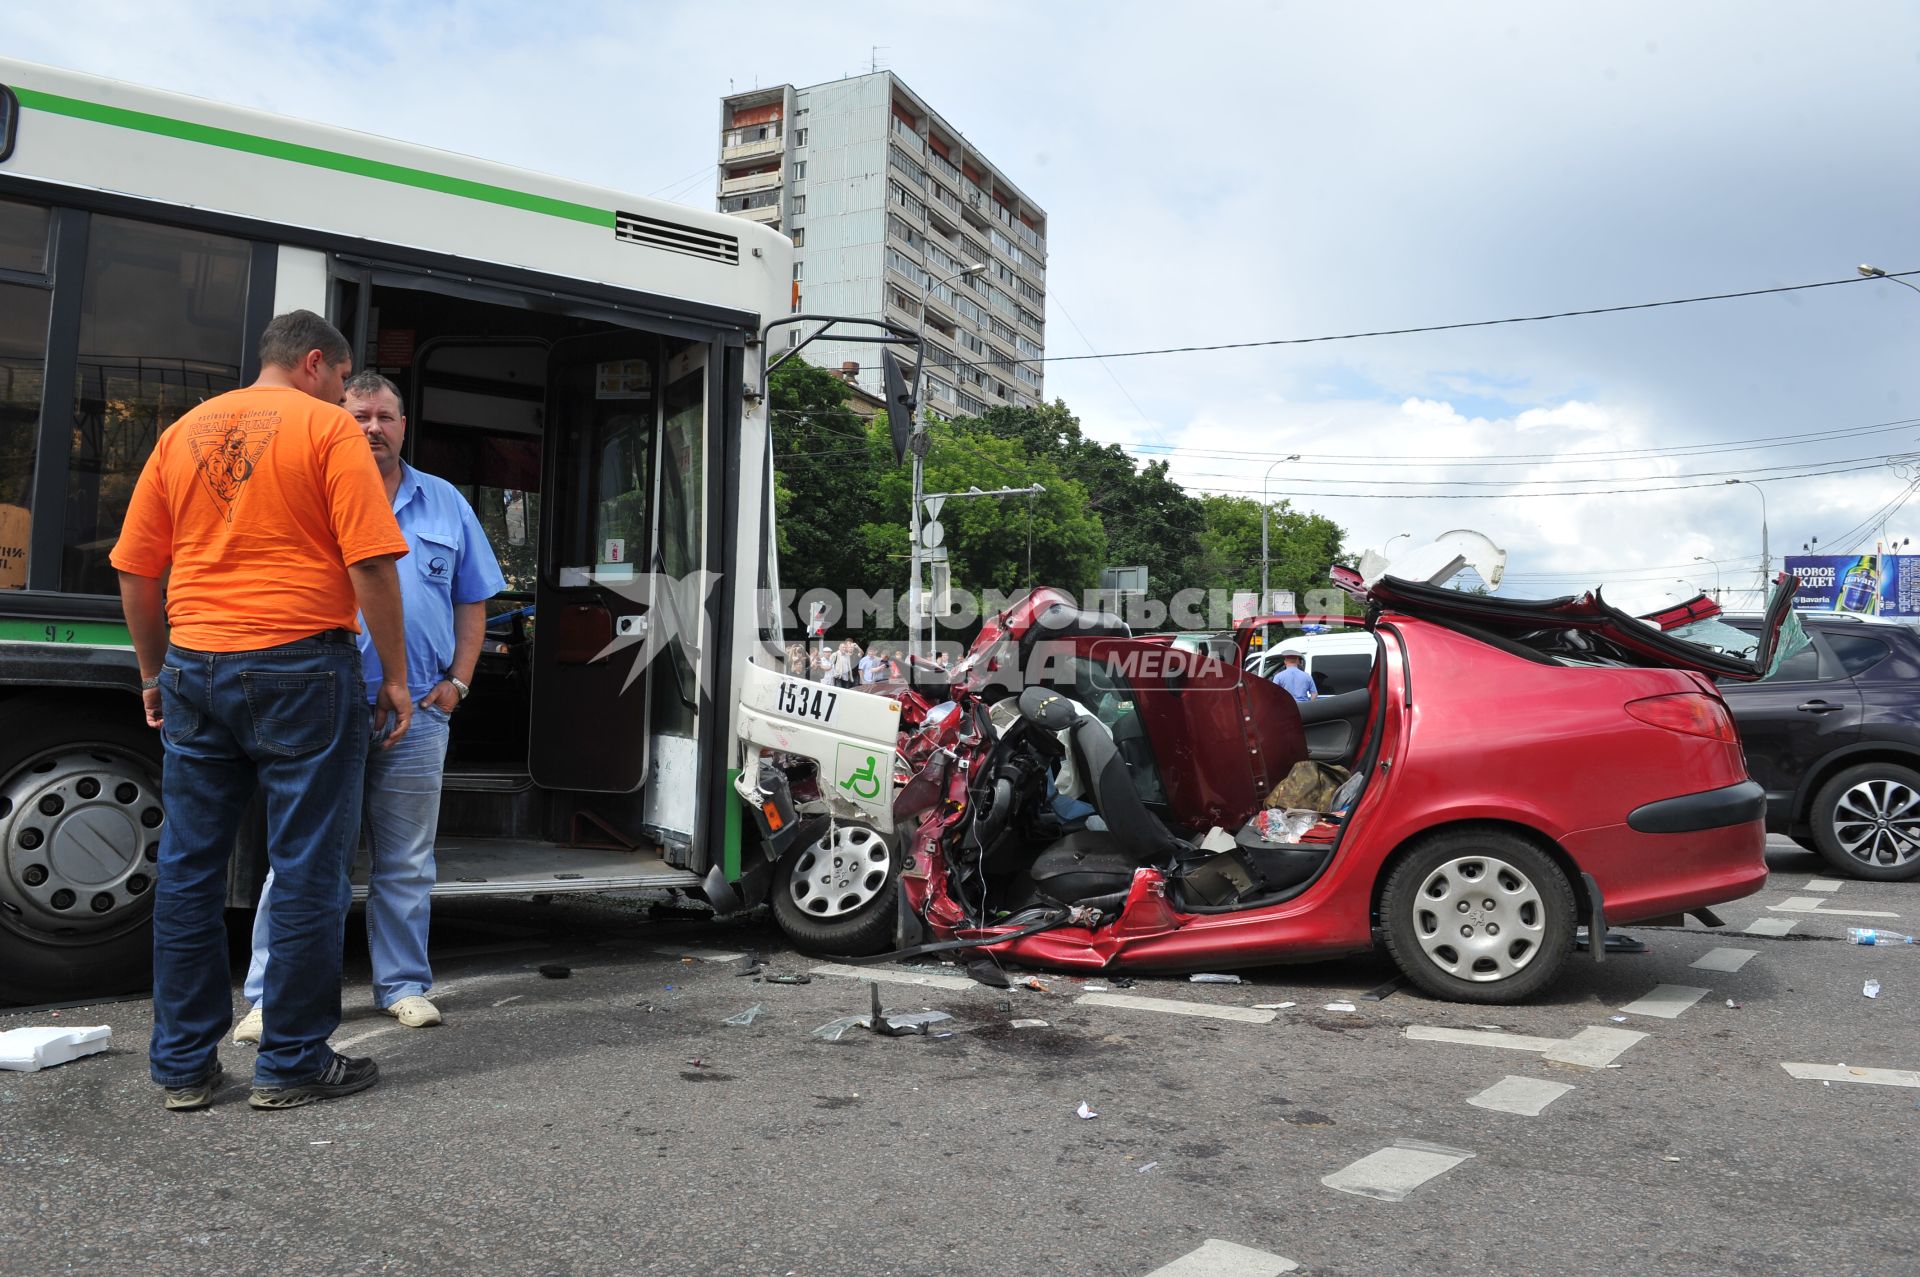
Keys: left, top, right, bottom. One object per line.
{"left": 1718, "top": 629, "right": 1861, "bottom": 826}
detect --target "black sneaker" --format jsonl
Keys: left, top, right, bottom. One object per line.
{"left": 248, "top": 1053, "right": 380, "bottom": 1110}
{"left": 162, "top": 1064, "right": 226, "bottom": 1112}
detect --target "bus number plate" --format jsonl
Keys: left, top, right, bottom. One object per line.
{"left": 775, "top": 680, "right": 837, "bottom": 723}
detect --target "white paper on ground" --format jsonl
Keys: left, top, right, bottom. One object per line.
{"left": 0, "top": 1025, "right": 112, "bottom": 1072}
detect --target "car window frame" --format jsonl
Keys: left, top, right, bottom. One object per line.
{"left": 1728, "top": 624, "right": 1836, "bottom": 684}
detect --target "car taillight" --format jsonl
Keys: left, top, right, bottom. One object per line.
{"left": 1625, "top": 692, "right": 1737, "bottom": 743}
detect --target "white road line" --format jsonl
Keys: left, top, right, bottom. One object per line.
{"left": 1322, "top": 1140, "right": 1476, "bottom": 1201}
{"left": 1691, "top": 947, "right": 1758, "bottom": 973}
{"left": 810, "top": 963, "right": 977, "bottom": 992}
{"left": 332, "top": 1026, "right": 399, "bottom": 1051}
{"left": 1466, "top": 1076, "right": 1574, "bottom": 1116}
{"left": 1077, "top": 992, "right": 1276, "bottom": 1024}
{"left": 1144, "top": 1239, "right": 1299, "bottom": 1277}
{"left": 1404, "top": 1025, "right": 1566, "bottom": 1052}
{"left": 652, "top": 946, "right": 748, "bottom": 963}
{"left": 1619, "top": 984, "right": 1711, "bottom": 1019}
{"left": 1745, "top": 917, "right": 1799, "bottom": 937}
{"left": 1805, "top": 878, "right": 1843, "bottom": 892}
{"left": 1544, "top": 1026, "right": 1648, "bottom": 1069}
{"left": 1781, "top": 1062, "right": 1920, "bottom": 1089}
{"left": 1768, "top": 896, "right": 1899, "bottom": 919}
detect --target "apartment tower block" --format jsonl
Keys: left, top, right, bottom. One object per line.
{"left": 717, "top": 71, "right": 1047, "bottom": 412}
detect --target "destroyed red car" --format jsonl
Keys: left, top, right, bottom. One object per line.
{"left": 738, "top": 572, "right": 1797, "bottom": 1003}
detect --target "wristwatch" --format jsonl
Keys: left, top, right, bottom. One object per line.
{"left": 140, "top": 675, "right": 160, "bottom": 691}
{"left": 447, "top": 675, "right": 471, "bottom": 701}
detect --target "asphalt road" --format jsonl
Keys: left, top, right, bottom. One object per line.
{"left": 4, "top": 837, "right": 1918, "bottom": 1277}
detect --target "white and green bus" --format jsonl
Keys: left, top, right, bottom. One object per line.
{"left": 0, "top": 58, "right": 872, "bottom": 1002}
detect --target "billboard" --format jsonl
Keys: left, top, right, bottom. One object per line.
{"left": 1785, "top": 554, "right": 1920, "bottom": 618}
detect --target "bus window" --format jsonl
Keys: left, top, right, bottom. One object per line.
{"left": 0, "top": 281, "right": 49, "bottom": 587}
{"left": 65, "top": 216, "right": 250, "bottom": 594}
{"left": 0, "top": 198, "right": 49, "bottom": 273}
{"left": 650, "top": 346, "right": 706, "bottom": 737}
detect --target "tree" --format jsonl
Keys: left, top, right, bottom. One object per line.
{"left": 1191, "top": 493, "right": 1349, "bottom": 606}
{"left": 767, "top": 358, "right": 892, "bottom": 604}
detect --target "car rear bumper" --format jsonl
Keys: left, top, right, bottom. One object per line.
{"left": 1566, "top": 813, "right": 1769, "bottom": 925}
{"left": 1626, "top": 779, "right": 1766, "bottom": 834}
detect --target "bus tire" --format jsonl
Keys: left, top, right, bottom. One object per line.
{"left": 0, "top": 697, "right": 164, "bottom": 1004}
{"left": 769, "top": 820, "right": 899, "bottom": 955}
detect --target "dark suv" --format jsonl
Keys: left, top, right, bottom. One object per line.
{"left": 1715, "top": 615, "right": 1920, "bottom": 881}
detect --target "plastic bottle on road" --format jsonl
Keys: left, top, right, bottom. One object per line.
{"left": 1847, "top": 928, "right": 1915, "bottom": 945}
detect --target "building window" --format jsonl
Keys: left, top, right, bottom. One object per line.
{"left": 793, "top": 160, "right": 806, "bottom": 180}
{"left": 794, "top": 128, "right": 808, "bottom": 148}
{"left": 790, "top": 227, "right": 804, "bottom": 247}
{"left": 790, "top": 195, "right": 805, "bottom": 215}
{"left": 793, "top": 262, "right": 803, "bottom": 280}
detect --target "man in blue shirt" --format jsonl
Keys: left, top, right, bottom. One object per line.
{"left": 1270, "top": 651, "right": 1318, "bottom": 702}
{"left": 237, "top": 373, "right": 506, "bottom": 1039}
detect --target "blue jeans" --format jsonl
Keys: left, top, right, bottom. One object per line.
{"left": 150, "top": 635, "right": 367, "bottom": 1088}
{"left": 245, "top": 705, "right": 449, "bottom": 1009}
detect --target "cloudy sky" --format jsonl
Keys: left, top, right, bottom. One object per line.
{"left": 6, "top": 1, "right": 1916, "bottom": 608}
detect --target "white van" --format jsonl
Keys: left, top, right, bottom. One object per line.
{"left": 1248, "top": 632, "right": 1378, "bottom": 696}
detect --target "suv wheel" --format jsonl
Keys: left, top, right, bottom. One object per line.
{"left": 1810, "top": 762, "right": 1920, "bottom": 882}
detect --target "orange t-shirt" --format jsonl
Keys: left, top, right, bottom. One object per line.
{"left": 109, "top": 385, "right": 411, "bottom": 652}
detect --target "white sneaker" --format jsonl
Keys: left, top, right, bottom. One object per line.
{"left": 384, "top": 995, "right": 442, "bottom": 1028}
{"left": 232, "top": 1005, "right": 264, "bottom": 1045}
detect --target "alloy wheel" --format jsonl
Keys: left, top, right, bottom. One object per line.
{"left": 1831, "top": 777, "right": 1920, "bottom": 870}
{"left": 1410, "top": 854, "right": 1546, "bottom": 982}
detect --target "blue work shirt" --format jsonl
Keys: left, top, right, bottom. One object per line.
{"left": 1271, "top": 665, "right": 1317, "bottom": 702}
{"left": 358, "top": 463, "right": 507, "bottom": 704}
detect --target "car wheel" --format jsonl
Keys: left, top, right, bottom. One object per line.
{"left": 1809, "top": 762, "right": 1920, "bottom": 882}
{"left": 0, "top": 697, "right": 163, "bottom": 1004}
{"left": 769, "top": 820, "right": 899, "bottom": 955}
{"left": 1380, "top": 830, "right": 1576, "bottom": 1004}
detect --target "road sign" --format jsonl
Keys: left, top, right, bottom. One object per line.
{"left": 921, "top": 520, "right": 944, "bottom": 548}
{"left": 922, "top": 495, "right": 946, "bottom": 521}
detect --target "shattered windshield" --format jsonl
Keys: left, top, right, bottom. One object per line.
{"left": 1668, "top": 610, "right": 1813, "bottom": 678}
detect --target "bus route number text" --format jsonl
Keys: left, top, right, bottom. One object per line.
{"left": 775, "top": 681, "right": 837, "bottom": 724}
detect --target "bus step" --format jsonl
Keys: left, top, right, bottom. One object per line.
{"left": 349, "top": 837, "right": 702, "bottom": 900}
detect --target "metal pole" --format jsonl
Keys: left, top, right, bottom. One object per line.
{"left": 907, "top": 263, "right": 982, "bottom": 664}
{"left": 1727, "top": 479, "right": 1769, "bottom": 607}
{"left": 1259, "top": 454, "right": 1299, "bottom": 616}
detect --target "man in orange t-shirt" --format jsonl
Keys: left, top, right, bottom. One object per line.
{"left": 112, "top": 309, "right": 411, "bottom": 1113}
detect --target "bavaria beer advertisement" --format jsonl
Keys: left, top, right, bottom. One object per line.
{"left": 1785, "top": 554, "right": 1920, "bottom": 617}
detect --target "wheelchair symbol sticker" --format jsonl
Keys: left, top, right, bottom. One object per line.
{"left": 835, "top": 745, "right": 883, "bottom": 802}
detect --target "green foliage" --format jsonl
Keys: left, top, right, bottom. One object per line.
{"left": 768, "top": 364, "right": 1349, "bottom": 634}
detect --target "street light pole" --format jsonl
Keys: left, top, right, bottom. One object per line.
{"left": 908, "top": 261, "right": 984, "bottom": 663}
{"left": 1725, "top": 479, "right": 1769, "bottom": 607}
{"left": 1693, "top": 555, "right": 1723, "bottom": 603}
{"left": 1859, "top": 263, "right": 1920, "bottom": 298}
{"left": 1259, "top": 453, "right": 1302, "bottom": 613}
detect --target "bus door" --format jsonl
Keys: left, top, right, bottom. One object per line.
{"left": 530, "top": 331, "right": 660, "bottom": 792}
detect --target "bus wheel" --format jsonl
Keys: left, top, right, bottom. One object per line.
{"left": 770, "top": 820, "right": 898, "bottom": 955}
{"left": 0, "top": 699, "right": 164, "bottom": 1004}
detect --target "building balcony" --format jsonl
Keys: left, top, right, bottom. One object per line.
{"left": 721, "top": 137, "right": 784, "bottom": 164}
{"left": 730, "top": 203, "right": 782, "bottom": 225}
{"left": 719, "top": 169, "right": 783, "bottom": 197}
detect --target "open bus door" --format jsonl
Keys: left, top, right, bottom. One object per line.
{"left": 529, "top": 332, "right": 661, "bottom": 792}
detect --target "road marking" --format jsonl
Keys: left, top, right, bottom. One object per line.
{"left": 810, "top": 963, "right": 977, "bottom": 992}
{"left": 332, "top": 1026, "right": 399, "bottom": 1051}
{"left": 1144, "top": 1239, "right": 1299, "bottom": 1277}
{"left": 652, "top": 946, "right": 748, "bottom": 963}
{"left": 1404, "top": 1025, "right": 1566, "bottom": 1052}
{"left": 1077, "top": 992, "right": 1276, "bottom": 1024}
{"left": 1769, "top": 896, "right": 1899, "bottom": 919}
{"left": 1805, "top": 878, "right": 1843, "bottom": 892}
{"left": 490, "top": 995, "right": 524, "bottom": 1007}
{"left": 1322, "top": 1140, "right": 1476, "bottom": 1201}
{"left": 1691, "top": 947, "right": 1758, "bottom": 973}
{"left": 1544, "top": 1026, "right": 1648, "bottom": 1069}
{"left": 1466, "top": 1076, "right": 1574, "bottom": 1116}
{"left": 1781, "top": 1063, "right": 1920, "bottom": 1088}
{"left": 1745, "top": 917, "right": 1799, "bottom": 937}
{"left": 1619, "top": 984, "right": 1710, "bottom": 1019}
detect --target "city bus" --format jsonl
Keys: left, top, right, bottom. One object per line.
{"left": 0, "top": 58, "right": 819, "bottom": 1001}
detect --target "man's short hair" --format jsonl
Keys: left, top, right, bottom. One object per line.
{"left": 344, "top": 371, "right": 405, "bottom": 409}
{"left": 257, "top": 310, "right": 351, "bottom": 371}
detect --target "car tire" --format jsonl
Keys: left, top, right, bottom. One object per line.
{"left": 1809, "top": 762, "right": 1920, "bottom": 882}
{"left": 1790, "top": 834, "right": 1819, "bottom": 854}
{"left": 0, "top": 697, "right": 164, "bottom": 1004}
{"left": 769, "top": 820, "right": 899, "bottom": 955}
{"left": 1380, "top": 830, "right": 1576, "bottom": 1005}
